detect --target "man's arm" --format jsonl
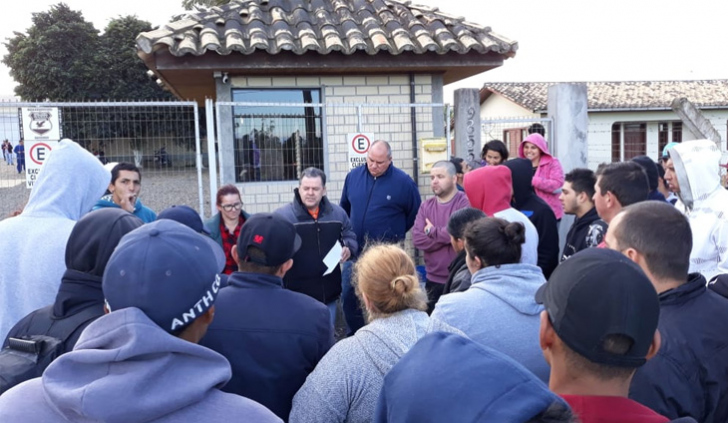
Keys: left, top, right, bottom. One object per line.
{"left": 403, "top": 177, "right": 421, "bottom": 233}
{"left": 340, "top": 210, "right": 358, "bottom": 260}
{"left": 339, "top": 174, "right": 351, "bottom": 216}
{"left": 412, "top": 204, "right": 451, "bottom": 253}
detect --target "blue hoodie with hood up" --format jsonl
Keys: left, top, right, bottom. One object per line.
{"left": 375, "top": 332, "right": 571, "bottom": 422}
{"left": 0, "top": 307, "right": 282, "bottom": 423}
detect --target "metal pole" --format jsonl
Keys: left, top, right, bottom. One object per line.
{"left": 206, "top": 98, "right": 219, "bottom": 217}
{"left": 215, "top": 101, "right": 224, "bottom": 187}
{"left": 193, "top": 102, "right": 205, "bottom": 216}
{"left": 446, "top": 104, "right": 451, "bottom": 157}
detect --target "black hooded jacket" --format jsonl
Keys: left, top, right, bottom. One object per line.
{"left": 561, "top": 207, "right": 607, "bottom": 261}
{"left": 504, "top": 159, "right": 560, "bottom": 278}
{"left": 3, "top": 209, "right": 143, "bottom": 352}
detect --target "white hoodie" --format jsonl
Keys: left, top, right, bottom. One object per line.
{"left": 669, "top": 139, "right": 728, "bottom": 281}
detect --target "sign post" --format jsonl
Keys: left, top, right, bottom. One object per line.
{"left": 347, "top": 133, "right": 374, "bottom": 171}
{"left": 20, "top": 107, "right": 60, "bottom": 189}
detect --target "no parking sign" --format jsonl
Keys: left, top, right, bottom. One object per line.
{"left": 25, "top": 141, "right": 58, "bottom": 188}
{"left": 347, "top": 133, "right": 374, "bottom": 171}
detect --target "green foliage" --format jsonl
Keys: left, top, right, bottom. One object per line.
{"left": 3, "top": 3, "right": 199, "bottom": 150}
{"left": 182, "top": 0, "right": 232, "bottom": 11}
{"left": 3, "top": 3, "right": 100, "bottom": 101}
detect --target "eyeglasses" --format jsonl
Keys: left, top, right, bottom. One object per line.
{"left": 221, "top": 202, "right": 243, "bottom": 211}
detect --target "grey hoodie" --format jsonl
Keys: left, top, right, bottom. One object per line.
{"left": 0, "top": 139, "right": 110, "bottom": 340}
{"left": 0, "top": 307, "right": 282, "bottom": 423}
{"left": 289, "top": 309, "right": 461, "bottom": 423}
{"left": 432, "top": 263, "right": 550, "bottom": 382}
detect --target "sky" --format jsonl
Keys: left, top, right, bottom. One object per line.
{"left": 1, "top": 0, "right": 726, "bottom": 103}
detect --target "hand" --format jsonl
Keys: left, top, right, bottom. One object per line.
{"left": 424, "top": 218, "right": 434, "bottom": 235}
{"left": 119, "top": 195, "right": 136, "bottom": 213}
{"left": 340, "top": 246, "right": 351, "bottom": 263}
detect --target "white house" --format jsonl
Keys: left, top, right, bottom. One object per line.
{"left": 479, "top": 80, "right": 728, "bottom": 168}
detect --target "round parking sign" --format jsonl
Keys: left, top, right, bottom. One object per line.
{"left": 29, "top": 142, "right": 52, "bottom": 165}
{"left": 351, "top": 134, "right": 371, "bottom": 154}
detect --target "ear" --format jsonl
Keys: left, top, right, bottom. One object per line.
{"left": 108, "top": 183, "right": 115, "bottom": 193}
{"left": 472, "top": 254, "right": 483, "bottom": 269}
{"left": 231, "top": 244, "right": 239, "bottom": 262}
{"left": 322, "top": 186, "right": 327, "bottom": 197}
{"left": 576, "top": 190, "right": 588, "bottom": 205}
{"left": 280, "top": 258, "right": 294, "bottom": 275}
{"left": 623, "top": 247, "right": 640, "bottom": 264}
{"left": 645, "top": 329, "right": 661, "bottom": 361}
{"left": 200, "top": 305, "right": 215, "bottom": 325}
{"left": 539, "top": 310, "right": 557, "bottom": 367}
{"left": 361, "top": 292, "right": 372, "bottom": 311}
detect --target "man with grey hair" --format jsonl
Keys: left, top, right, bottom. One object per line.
{"left": 276, "top": 167, "right": 357, "bottom": 327}
{"left": 413, "top": 160, "right": 470, "bottom": 311}
{"left": 340, "top": 140, "right": 421, "bottom": 334}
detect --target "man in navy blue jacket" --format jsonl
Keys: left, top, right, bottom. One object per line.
{"left": 200, "top": 213, "right": 334, "bottom": 421}
{"left": 339, "top": 140, "right": 421, "bottom": 334}
{"left": 605, "top": 201, "right": 728, "bottom": 423}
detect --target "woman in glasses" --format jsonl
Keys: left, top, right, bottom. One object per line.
{"left": 205, "top": 184, "right": 250, "bottom": 274}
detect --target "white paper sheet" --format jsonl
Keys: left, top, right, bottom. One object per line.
{"left": 322, "top": 241, "right": 343, "bottom": 276}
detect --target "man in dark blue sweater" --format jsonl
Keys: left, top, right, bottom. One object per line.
{"left": 339, "top": 140, "right": 421, "bottom": 334}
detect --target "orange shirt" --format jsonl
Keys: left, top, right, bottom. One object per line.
{"left": 308, "top": 207, "right": 319, "bottom": 220}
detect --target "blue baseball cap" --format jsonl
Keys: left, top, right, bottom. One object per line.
{"left": 158, "top": 205, "right": 210, "bottom": 235}
{"left": 103, "top": 219, "right": 226, "bottom": 333}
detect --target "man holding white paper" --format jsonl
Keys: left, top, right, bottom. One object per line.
{"left": 276, "top": 167, "right": 358, "bottom": 327}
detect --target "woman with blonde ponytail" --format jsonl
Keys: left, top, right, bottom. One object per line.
{"left": 289, "top": 244, "right": 461, "bottom": 423}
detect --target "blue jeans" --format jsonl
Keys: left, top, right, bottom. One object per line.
{"left": 341, "top": 261, "right": 365, "bottom": 336}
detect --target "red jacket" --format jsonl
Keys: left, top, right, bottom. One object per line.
{"left": 562, "top": 394, "right": 669, "bottom": 423}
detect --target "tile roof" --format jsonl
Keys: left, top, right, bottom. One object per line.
{"left": 482, "top": 80, "right": 728, "bottom": 112}
{"left": 136, "top": 0, "right": 517, "bottom": 58}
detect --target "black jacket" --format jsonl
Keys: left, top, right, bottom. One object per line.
{"left": 504, "top": 159, "right": 560, "bottom": 278}
{"left": 629, "top": 273, "right": 728, "bottom": 422}
{"left": 3, "top": 209, "right": 143, "bottom": 353}
{"left": 442, "top": 250, "right": 471, "bottom": 295}
{"left": 561, "top": 207, "right": 607, "bottom": 261}
{"left": 276, "top": 189, "right": 358, "bottom": 304}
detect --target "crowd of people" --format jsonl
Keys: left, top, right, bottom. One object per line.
{"left": 0, "top": 134, "right": 726, "bottom": 423}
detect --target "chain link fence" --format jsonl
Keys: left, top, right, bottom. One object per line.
{"left": 0, "top": 101, "right": 205, "bottom": 219}
{"left": 481, "top": 117, "right": 553, "bottom": 160}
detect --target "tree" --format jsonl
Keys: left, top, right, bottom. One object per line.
{"left": 182, "top": 0, "right": 232, "bottom": 10}
{"left": 3, "top": 3, "right": 100, "bottom": 101}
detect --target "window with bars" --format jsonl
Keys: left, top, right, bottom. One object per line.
{"left": 232, "top": 89, "right": 324, "bottom": 183}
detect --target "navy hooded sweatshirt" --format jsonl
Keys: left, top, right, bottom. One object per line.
{"left": 374, "top": 332, "right": 571, "bottom": 422}
{"left": 504, "top": 158, "right": 560, "bottom": 278}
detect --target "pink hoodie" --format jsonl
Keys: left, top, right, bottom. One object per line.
{"left": 518, "top": 134, "right": 564, "bottom": 219}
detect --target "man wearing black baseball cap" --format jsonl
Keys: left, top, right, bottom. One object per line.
{"left": 0, "top": 220, "right": 282, "bottom": 422}
{"left": 200, "top": 213, "right": 333, "bottom": 421}
{"left": 536, "top": 248, "right": 669, "bottom": 423}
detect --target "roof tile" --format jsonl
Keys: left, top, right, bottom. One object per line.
{"left": 481, "top": 81, "right": 728, "bottom": 112}
{"left": 137, "top": 0, "right": 517, "bottom": 57}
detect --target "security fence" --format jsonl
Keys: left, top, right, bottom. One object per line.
{"left": 0, "top": 101, "right": 205, "bottom": 219}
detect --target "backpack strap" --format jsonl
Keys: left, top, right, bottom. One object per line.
{"left": 18, "top": 305, "right": 101, "bottom": 348}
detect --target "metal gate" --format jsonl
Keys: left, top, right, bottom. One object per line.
{"left": 481, "top": 117, "right": 553, "bottom": 158}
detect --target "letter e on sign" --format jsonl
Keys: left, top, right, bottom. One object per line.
{"left": 30, "top": 142, "right": 52, "bottom": 165}
{"left": 351, "top": 134, "right": 370, "bottom": 154}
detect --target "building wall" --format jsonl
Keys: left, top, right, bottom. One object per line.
{"left": 479, "top": 94, "right": 538, "bottom": 120}
{"left": 586, "top": 110, "right": 728, "bottom": 169}
{"left": 223, "top": 74, "right": 441, "bottom": 214}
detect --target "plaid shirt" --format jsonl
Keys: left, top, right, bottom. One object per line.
{"left": 221, "top": 215, "right": 245, "bottom": 274}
